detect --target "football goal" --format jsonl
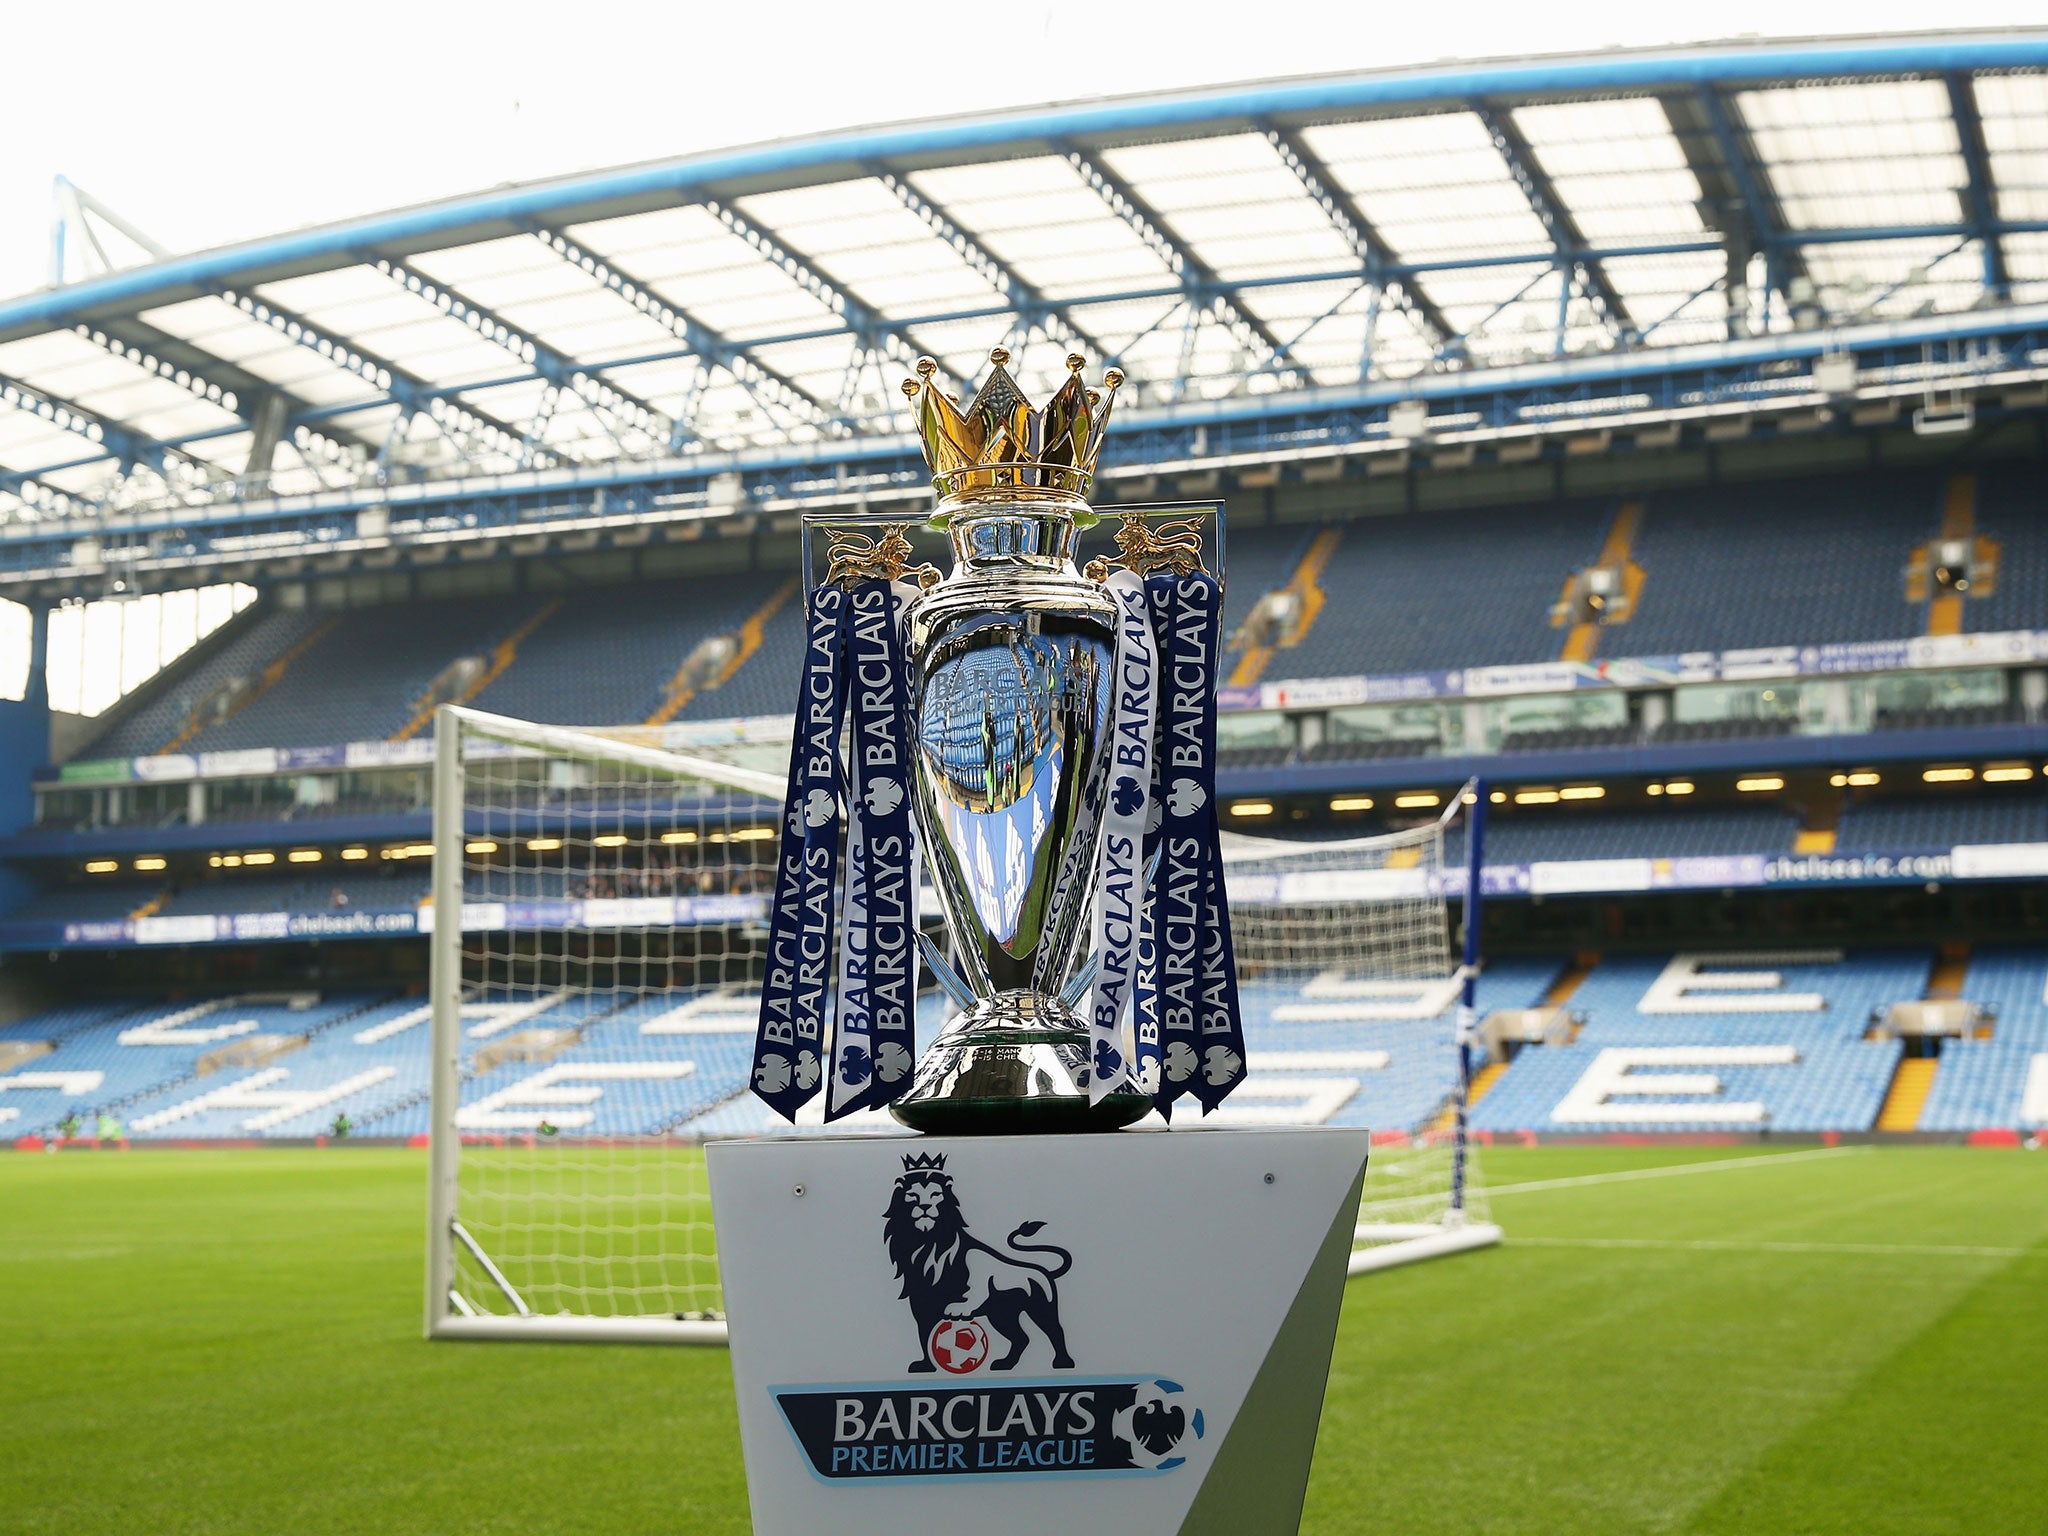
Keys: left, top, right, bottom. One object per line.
{"left": 423, "top": 704, "right": 782, "bottom": 1342}
{"left": 1219, "top": 786, "right": 1501, "bottom": 1277}
{"left": 426, "top": 706, "right": 1496, "bottom": 1344}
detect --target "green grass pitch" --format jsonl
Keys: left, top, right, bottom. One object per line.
{"left": 2, "top": 1143, "right": 2042, "bottom": 1534}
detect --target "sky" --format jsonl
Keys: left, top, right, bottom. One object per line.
{"left": 4, "top": 0, "right": 2046, "bottom": 300}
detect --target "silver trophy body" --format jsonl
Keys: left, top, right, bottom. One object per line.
{"left": 888, "top": 496, "right": 1152, "bottom": 1134}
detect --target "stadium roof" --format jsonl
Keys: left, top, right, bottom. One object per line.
{"left": 5, "top": 30, "right": 2048, "bottom": 593}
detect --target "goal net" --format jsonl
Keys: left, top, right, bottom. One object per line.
{"left": 425, "top": 705, "right": 785, "bottom": 1343}
{"left": 1219, "top": 792, "right": 1501, "bottom": 1276}
{"left": 427, "top": 705, "right": 1496, "bottom": 1343}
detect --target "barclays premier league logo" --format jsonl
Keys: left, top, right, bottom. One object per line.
{"left": 770, "top": 1154, "right": 1205, "bottom": 1482}
{"left": 884, "top": 1152, "right": 1075, "bottom": 1374}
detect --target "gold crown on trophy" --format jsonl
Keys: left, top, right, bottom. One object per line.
{"left": 902, "top": 347, "right": 1124, "bottom": 505}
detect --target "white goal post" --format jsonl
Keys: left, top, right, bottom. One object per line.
{"left": 424, "top": 705, "right": 782, "bottom": 1343}
{"left": 1219, "top": 787, "right": 1502, "bottom": 1278}
{"left": 425, "top": 706, "right": 1497, "bottom": 1343}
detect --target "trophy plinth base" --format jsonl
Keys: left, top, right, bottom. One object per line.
{"left": 888, "top": 993, "right": 1153, "bottom": 1135}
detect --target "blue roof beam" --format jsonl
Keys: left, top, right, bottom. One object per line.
{"left": 1259, "top": 123, "right": 1458, "bottom": 358}
{"left": 1473, "top": 102, "right": 1634, "bottom": 344}
{"left": 1946, "top": 74, "right": 2010, "bottom": 301}
{"left": 1682, "top": 85, "right": 1810, "bottom": 334}
{"left": 530, "top": 227, "right": 840, "bottom": 442}
{"left": 0, "top": 372, "right": 173, "bottom": 479}
{"left": 372, "top": 258, "right": 673, "bottom": 457}
{"left": 65, "top": 319, "right": 365, "bottom": 479}
{"left": 1059, "top": 144, "right": 1305, "bottom": 391}
{"left": 864, "top": 164, "right": 1112, "bottom": 364}
{"left": 701, "top": 198, "right": 921, "bottom": 377}
{"left": 215, "top": 286, "right": 563, "bottom": 471}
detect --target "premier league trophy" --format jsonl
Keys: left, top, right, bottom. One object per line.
{"left": 719, "top": 347, "right": 1367, "bottom": 1536}
{"left": 749, "top": 345, "right": 1248, "bottom": 1135}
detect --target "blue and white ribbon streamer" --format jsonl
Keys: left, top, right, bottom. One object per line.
{"left": 1085, "top": 568, "right": 1158, "bottom": 1103}
{"left": 1174, "top": 571, "right": 1246, "bottom": 1112}
{"left": 827, "top": 579, "right": 919, "bottom": 1119}
{"left": 753, "top": 583, "right": 851, "bottom": 1120}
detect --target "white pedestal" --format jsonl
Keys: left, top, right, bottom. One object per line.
{"left": 707, "top": 1125, "right": 1368, "bottom": 1536}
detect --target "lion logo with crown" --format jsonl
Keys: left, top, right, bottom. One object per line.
{"left": 883, "top": 1153, "right": 1075, "bottom": 1374}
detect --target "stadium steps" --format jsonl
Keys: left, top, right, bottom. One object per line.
{"left": 392, "top": 598, "right": 563, "bottom": 741}
{"left": 1794, "top": 795, "right": 1842, "bottom": 856}
{"left": 1465, "top": 1060, "right": 1509, "bottom": 1105}
{"left": 1226, "top": 525, "right": 1343, "bottom": 688}
{"left": 160, "top": 615, "right": 341, "bottom": 753}
{"left": 646, "top": 577, "right": 798, "bottom": 725}
{"left": 1556, "top": 501, "right": 1645, "bottom": 663}
{"left": 1916, "top": 473, "right": 2002, "bottom": 637}
{"left": 1876, "top": 1057, "right": 1940, "bottom": 1130}
{"left": 1543, "top": 950, "right": 1600, "bottom": 1010}
{"left": 1925, "top": 942, "right": 1971, "bottom": 1001}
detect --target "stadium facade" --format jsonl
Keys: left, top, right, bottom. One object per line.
{"left": 2, "top": 32, "right": 2046, "bottom": 1146}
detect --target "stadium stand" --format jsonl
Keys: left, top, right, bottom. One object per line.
{"left": 1917, "top": 947, "right": 2048, "bottom": 1131}
{"left": 1452, "top": 807, "right": 1798, "bottom": 864}
{"left": 466, "top": 572, "right": 795, "bottom": 726}
{"left": 91, "top": 607, "right": 331, "bottom": 758}
{"left": 1834, "top": 796, "right": 2048, "bottom": 852}
{"left": 173, "top": 593, "right": 539, "bottom": 752}
{"left": 1609, "top": 474, "right": 1935, "bottom": 654}
{"left": 1470, "top": 950, "right": 1923, "bottom": 1133}
{"left": 158, "top": 871, "right": 427, "bottom": 917}
{"left": 10, "top": 948, "right": 2040, "bottom": 1141}
{"left": 1251, "top": 501, "right": 1608, "bottom": 678}
{"left": 1956, "top": 463, "right": 2047, "bottom": 636}
{"left": 2, "top": 882, "right": 163, "bottom": 923}
{"left": 2, "top": 992, "right": 395, "bottom": 1137}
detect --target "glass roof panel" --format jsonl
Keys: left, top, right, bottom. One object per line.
{"left": 257, "top": 268, "right": 516, "bottom": 388}
{"left": 1800, "top": 237, "right": 1984, "bottom": 320}
{"left": 0, "top": 408, "right": 100, "bottom": 474}
{"left": 1300, "top": 112, "right": 1552, "bottom": 262}
{"left": 1973, "top": 73, "right": 2048, "bottom": 223}
{"left": 1100, "top": 133, "right": 1355, "bottom": 283}
{"left": 1598, "top": 252, "right": 1727, "bottom": 345}
{"left": 569, "top": 206, "right": 845, "bottom": 343}
{"left": 909, "top": 156, "right": 1176, "bottom": 302}
{"left": 2000, "top": 233, "right": 2048, "bottom": 305}
{"left": 138, "top": 296, "right": 382, "bottom": 408}
{"left": 734, "top": 179, "right": 1002, "bottom": 325}
{"left": 0, "top": 331, "right": 240, "bottom": 444}
{"left": 1736, "top": 79, "right": 1964, "bottom": 230}
{"left": 408, "top": 235, "right": 682, "bottom": 363}
{"left": 1512, "top": 97, "right": 1706, "bottom": 244}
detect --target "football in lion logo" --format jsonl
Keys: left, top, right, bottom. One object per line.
{"left": 928, "top": 1319, "right": 989, "bottom": 1374}
{"left": 884, "top": 1153, "right": 1075, "bottom": 1375}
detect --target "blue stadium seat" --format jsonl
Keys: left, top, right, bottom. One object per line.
{"left": 91, "top": 607, "right": 330, "bottom": 759}
{"left": 1614, "top": 473, "right": 1935, "bottom": 654}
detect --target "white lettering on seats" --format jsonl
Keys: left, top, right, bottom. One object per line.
{"left": 1271, "top": 970, "right": 1462, "bottom": 1022}
{"left": 1553, "top": 1046, "right": 1800, "bottom": 1125}
{"left": 353, "top": 993, "right": 570, "bottom": 1045}
{"left": 119, "top": 999, "right": 257, "bottom": 1045}
{"left": 2022, "top": 1056, "right": 2048, "bottom": 1126}
{"left": 1637, "top": 952, "right": 1842, "bottom": 1014}
{"left": 455, "top": 1061, "right": 696, "bottom": 1131}
{"left": 0, "top": 1070, "right": 106, "bottom": 1122}
{"left": 462, "top": 990, "right": 577, "bottom": 1040}
{"left": 1208, "top": 1078, "right": 1362, "bottom": 1126}
{"left": 129, "top": 1066, "right": 398, "bottom": 1132}
{"left": 640, "top": 986, "right": 758, "bottom": 1034}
